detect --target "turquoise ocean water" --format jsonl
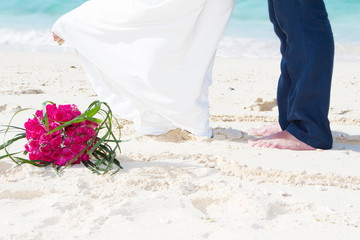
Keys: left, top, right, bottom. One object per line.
{"left": 0, "top": 0, "right": 359, "bottom": 60}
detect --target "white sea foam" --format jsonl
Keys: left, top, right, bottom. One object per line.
{"left": 217, "top": 36, "right": 360, "bottom": 61}
{"left": 0, "top": 29, "right": 359, "bottom": 61}
{"left": 217, "top": 37, "right": 280, "bottom": 59}
{"left": 0, "top": 29, "right": 51, "bottom": 45}
{"left": 0, "top": 28, "right": 71, "bottom": 52}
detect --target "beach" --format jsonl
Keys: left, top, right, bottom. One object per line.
{"left": 0, "top": 52, "right": 360, "bottom": 239}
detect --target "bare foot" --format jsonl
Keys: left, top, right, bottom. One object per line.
{"left": 248, "top": 122, "right": 281, "bottom": 137}
{"left": 53, "top": 32, "right": 65, "bottom": 45}
{"left": 248, "top": 130, "right": 315, "bottom": 151}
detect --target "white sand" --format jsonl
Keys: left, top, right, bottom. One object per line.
{"left": 0, "top": 52, "right": 360, "bottom": 239}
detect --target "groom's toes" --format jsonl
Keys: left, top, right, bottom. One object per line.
{"left": 248, "top": 139, "right": 258, "bottom": 146}
{"left": 259, "top": 141, "right": 272, "bottom": 148}
{"left": 249, "top": 139, "right": 275, "bottom": 149}
{"left": 249, "top": 140, "right": 263, "bottom": 148}
{"left": 261, "top": 142, "right": 271, "bottom": 148}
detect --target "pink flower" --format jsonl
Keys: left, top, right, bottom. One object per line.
{"left": 29, "top": 152, "right": 37, "bottom": 160}
{"left": 63, "top": 137, "right": 72, "bottom": 147}
{"left": 24, "top": 118, "right": 40, "bottom": 130}
{"left": 83, "top": 120, "right": 90, "bottom": 124}
{"left": 39, "top": 133, "right": 53, "bottom": 145}
{"left": 58, "top": 104, "right": 72, "bottom": 112}
{"left": 25, "top": 144, "right": 30, "bottom": 152}
{"left": 30, "top": 126, "right": 46, "bottom": 139}
{"left": 46, "top": 104, "right": 57, "bottom": 120}
{"left": 72, "top": 122, "right": 81, "bottom": 128}
{"left": 29, "top": 152, "right": 42, "bottom": 161}
{"left": 72, "top": 110, "right": 81, "bottom": 118}
{"left": 51, "top": 149, "right": 62, "bottom": 160}
{"left": 70, "top": 144, "right": 83, "bottom": 154}
{"left": 76, "top": 126, "right": 87, "bottom": 134}
{"left": 54, "top": 110, "right": 66, "bottom": 122}
{"left": 26, "top": 130, "right": 32, "bottom": 140}
{"left": 29, "top": 140, "right": 40, "bottom": 151}
{"left": 81, "top": 153, "right": 90, "bottom": 161}
{"left": 73, "top": 135, "right": 83, "bottom": 145}
{"left": 82, "top": 134, "right": 92, "bottom": 142}
{"left": 40, "top": 144, "right": 52, "bottom": 156}
{"left": 65, "top": 126, "right": 76, "bottom": 137}
{"left": 42, "top": 156, "right": 53, "bottom": 163}
{"left": 54, "top": 157, "right": 67, "bottom": 166}
{"left": 35, "top": 110, "right": 44, "bottom": 119}
{"left": 50, "top": 136, "right": 62, "bottom": 150}
{"left": 86, "top": 128, "right": 96, "bottom": 138}
{"left": 62, "top": 148, "right": 75, "bottom": 161}
{"left": 63, "top": 113, "right": 72, "bottom": 122}
{"left": 49, "top": 122, "right": 61, "bottom": 131}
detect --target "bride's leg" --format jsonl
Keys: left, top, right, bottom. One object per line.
{"left": 137, "top": 109, "right": 176, "bottom": 136}
{"left": 53, "top": 32, "right": 65, "bottom": 45}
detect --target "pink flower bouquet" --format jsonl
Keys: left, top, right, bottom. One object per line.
{"left": 1, "top": 101, "right": 122, "bottom": 174}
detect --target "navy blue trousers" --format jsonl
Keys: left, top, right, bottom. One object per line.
{"left": 268, "top": 0, "right": 334, "bottom": 149}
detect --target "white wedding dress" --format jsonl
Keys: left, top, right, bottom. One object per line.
{"left": 53, "top": 0, "right": 234, "bottom": 137}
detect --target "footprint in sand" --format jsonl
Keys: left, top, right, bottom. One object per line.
{"left": 191, "top": 197, "right": 215, "bottom": 215}
{"left": 0, "top": 104, "right": 6, "bottom": 113}
{"left": 332, "top": 131, "right": 360, "bottom": 144}
{"left": 212, "top": 127, "right": 244, "bottom": 141}
{"left": 39, "top": 216, "right": 61, "bottom": 226}
{"left": 0, "top": 190, "right": 44, "bottom": 200}
{"left": 0, "top": 162, "right": 12, "bottom": 174}
{"left": 137, "top": 129, "right": 197, "bottom": 143}
{"left": 266, "top": 201, "right": 288, "bottom": 220}
{"left": 20, "top": 89, "right": 44, "bottom": 94}
{"left": 246, "top": 98, "right": 277, "bottom": 111}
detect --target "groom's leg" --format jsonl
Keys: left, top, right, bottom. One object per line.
{"left": 268, "top": 0, "right": 292, "bottom": 131}
{"left": 249, "top": 0, "right": 290, "bottom": 137}
{"left": 250, "top": 0, "right": 334, "bottom": 150}
{"left": 275, "top": 0, "right": 334, "bottom": 149}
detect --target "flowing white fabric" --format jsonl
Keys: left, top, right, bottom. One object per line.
{"left": 53, "top": 0, "right": 234, "bottom": 137}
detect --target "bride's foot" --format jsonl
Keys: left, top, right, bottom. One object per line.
{"left": 248, "top": 130, "right": 316, "bottom": 151}
{"left": 248, "top": 122, "right": 281, "bottom": 137}
{"left": 53, "top": 32, "right": 65, "bottom": 45}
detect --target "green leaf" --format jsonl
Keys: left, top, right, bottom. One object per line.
{"left": 14, "top": 157, "right": 52, "bottom": 167}
{"left": 0, "top": 125, "right": 26, "bottom": 132}
{"left": 89, "top": 130, "right": 110, "bottom": 155}
{"left": 1, "top": 108, "right": 31, "bottom": 165}
{"left": 0, "top": 151, "right": 23, "bottom": 160}
{"left": 42, "top": 101, "right": 51, "bottom": 132}
{"left": 84, "top": 104, "right": 101, "bottom": 118}
{"left": 83, "top": 161, "right": 101, "bottom": 175}
{"left": 0, "top": 133, "right": 26, "bottom": 150}
{"left": 84, "top": 117, "right": 102, "bottom": 124}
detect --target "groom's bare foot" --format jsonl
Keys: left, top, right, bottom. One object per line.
{"left": 53, "top": 32, "right": 64, "bottom": 45}
{"left": 248, "top": 122, "right": 281, "bottom": 137}
{"left": 248, "top": 130, "right": 315, "bottom": 151}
